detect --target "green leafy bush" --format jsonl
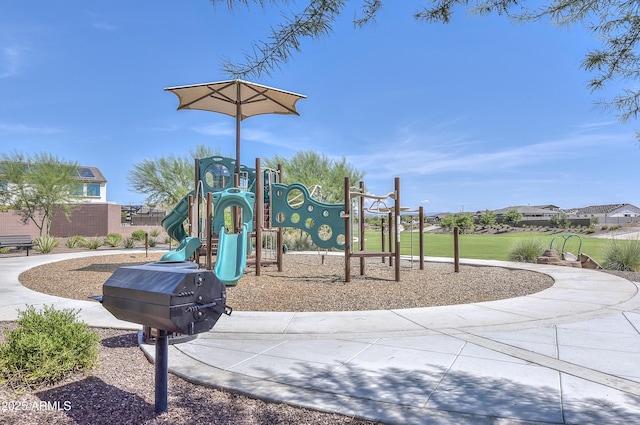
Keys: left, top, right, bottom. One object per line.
{"left": 603, "top": 239, "right": 640, "bottom": 272}
{"left": 34, "top": 236, "right": 59, "bottom": 254}
{"left": 103, "top": 233, "right": 123, "bottom": 247}
{"left": 131, "top": 230, "right": 147, "bottom": 241}
{"left": 0, "top": 247, "right": 10, "bottom": 254}
{"left": 508, "top": 238, "right": 546, "bottom": 263}
{"left": 0, "top": 305, "right": 100, "bottom": 389}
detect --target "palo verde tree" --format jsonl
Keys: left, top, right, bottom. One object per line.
{"left": 264, "top": 150, "right": 366, "bottom": 203}
{"left": 478, "top": 209, "right": 497, "bottom": 227}
{"left": 213, "top": 0, "right": 640, "bottom": 138}
{"left": 503, "top": 208, "right": 523, "bottom": 226}
{"left": 127, "top": 144, "right": 221, "bottom": 209}
{"left": 0, "top": 151, "right": 80, "bottom": 237}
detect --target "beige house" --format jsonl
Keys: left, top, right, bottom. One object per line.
{"left": 565, "top": 204, "right": 640, "bottom": 225}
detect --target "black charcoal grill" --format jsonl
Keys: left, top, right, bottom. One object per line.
{"left": 100, "top": 262, "right": 230, "bottom": 334}
{"left": 95, "top": 261, "right": 231, "bottom": 412}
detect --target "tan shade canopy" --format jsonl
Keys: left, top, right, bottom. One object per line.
{"left": 164, "top": 79, "right": 306, "bottom": 182}
{"left": 164, "top": 79, "right": 306, "bottom": 121}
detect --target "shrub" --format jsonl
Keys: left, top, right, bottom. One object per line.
{"left": 601, "top": 225, "right": 609, "bottom": 231}
{"left": 0, "top": 247, "right": 10, "bottom": 254}
{"left": 83, "top": 237, "right": 103, "bottom": 250}
{"left": 508, "top": 238, "right": 546, "bottom": 263}
{"left": 131, "top": 230, "right": 147, "bottom": 242}
{"left": 603, "top": 239, "right": 640, "bottom": 272}
{"left": 123, "top": 237, "right": 136, "bottom": 248}
{"left": 0, "top": 305, "right": 100, "bottom": 389}
{"left": 149, "top": 229, "right": 161, "bottom": 238}
{"left": 103, "top": 233, "right": 123, "bottom": 247}
{"left": 65, "top": 235, "right": 88, "bottom": 248}
{"left": 586, "top": 227, "right": 596, "bottom": 234}
{"left": 148, "top": 238, "right": 157, "bottom": 247}
{"left": 283, "top": 230, "right": 315, "bottom": 251}
{"left": 34, "top": 236, "right": 59, "bottom": 254}
{"left": 550, "top": 213, "right": 571, "bottom": 228}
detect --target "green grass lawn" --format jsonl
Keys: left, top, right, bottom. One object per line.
{"left": 356, "top": 230, "right": 618, "bottom": 264}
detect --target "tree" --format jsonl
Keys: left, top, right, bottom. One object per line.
{"left": 0, "top": 152, "right": 79, "bottom": 237}
{"left": 455, "top": 212, "right": 475, "bottom": 232}
{"left": 478, "top": 209, "right": 497, "bottom": 227}
{"left": 264, "top": 150, "right": 366, "bottom": 203}
{"left": 214, "top": 0, "right": 640, "bottom": 137}
{"left": 503, "top": 208, "right": 523, "bottom": 226}
{"left": 550, "top": 212, "right": 572, "bottom": 228}
{"left": 127, "top": 145, "right": 220, "bottom": 208}
{"left": 439, "top": 214, "right": 456, "bottom": 230}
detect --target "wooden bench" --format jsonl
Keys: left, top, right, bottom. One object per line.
{"left": 0, "top": 235, "right": 36, "bottom": 256}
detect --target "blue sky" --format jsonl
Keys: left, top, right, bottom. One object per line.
{"left": 1, "top": 1, "right": 637, "bottom": 213}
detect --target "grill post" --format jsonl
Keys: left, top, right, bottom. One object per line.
{"left": 155, "top": 329, "right": 169, "bottom": 413}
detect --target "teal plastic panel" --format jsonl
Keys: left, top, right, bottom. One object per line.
{"left": 270, "top": 183, "right": 346, "bottom": 250}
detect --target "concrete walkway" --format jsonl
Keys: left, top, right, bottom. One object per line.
{"left": 2, "top": 252, "right": 640, "bottom": 424}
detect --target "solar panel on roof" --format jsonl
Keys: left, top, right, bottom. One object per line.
{"left": 78, "top": 167, "right": 95, "bottom": 178}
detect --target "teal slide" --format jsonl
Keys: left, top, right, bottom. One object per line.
{"left": 159, "top": 191, "right": 202, "bottom": 262}
{"left": 214, "top": 223, "right": 249, "bottom": 286}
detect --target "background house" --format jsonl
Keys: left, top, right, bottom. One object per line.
{"left": 566, "top": 204, "right": 640, "bottom": 225}
{"left": 1, "top": 165, "right": 164, "bottom": 238}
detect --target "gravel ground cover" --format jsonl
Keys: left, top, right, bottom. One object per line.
{"left": 5, "top": 251, "right": 637, "bottom": 424}
{"left": 19, "top": 252, "right": 555, "bottom": 311}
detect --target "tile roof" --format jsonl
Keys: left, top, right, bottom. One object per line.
{"left": 573, "top": 204, "right": 629, "bottom": 215}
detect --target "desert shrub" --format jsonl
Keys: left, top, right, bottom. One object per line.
{"left": 283, "top": 230, "right": 315, "bottom": 251}
{"left": 0, "top": 305, "right": 100, "bottom": 389}
{"left": 34, "top": 236, "right": 59, "bottom": 254}
{"left": 603, "top": 239, "right": 640, "bottom": 272}
{"left": 508, "top": 238, "right": 546, "bottom": 263}
{"left": 82, "top": 237, "right": 103, "bottom": 250}
{"left": 123, "top": 237, "right": 136, "bottom": 248}
{"left": 586, "top": 227, "right": 596, "bottom": 234}
{"left": 131, "top": 229, "right": 147, "bottom": 241}
{"left": 601, "top": 225, "right": 609, "bottom": 231}
{"left": 550, "top": 213, "right": 571, "bottom": 228}
{"left": 65, "top": 235, "right": 88, "bottom": 248}
{"left": 149, "top": 229, "right": 161, "bottom": 238}
{"left": 0, "top": 247, "right": 10, "bottom": 254}
{"left": 148, "top": 238, "right": 157, "bottom": 247}
{"left": 103, "top": 233, "right": 123, "bottom": 247}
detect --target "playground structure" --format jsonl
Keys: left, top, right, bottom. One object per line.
{"left": 159, "top": 155, "right": 424, "bottom": 285}
{"left": 343, "top": 177, "right": 425, "bottom": 282}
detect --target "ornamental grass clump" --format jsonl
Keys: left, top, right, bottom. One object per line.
{"left": 65, "top": 235, "right": 87, "bottom": 248}
{"left": 103, "top": 233, "right": 123, "bottom": 247}
{"left": 0, "top": 305, "right": 100, "bottom": 389}
{"left": 82, "top": 237, "right": 103, "bottom": 250}
{"left": 508, "top": 238, "right": 546, "bottom": 263}
{"left": 34, "top": 236, "right": 59, "bottom": 254}
{"left": 603, "top": 239, "right": 640, "bottom": 272}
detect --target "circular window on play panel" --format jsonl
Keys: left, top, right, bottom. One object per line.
{"left": 286, "top": 188, "right": 304, "bottom": 209}
{"left": 204, "top": 163, "right": 231, "bottom": 191}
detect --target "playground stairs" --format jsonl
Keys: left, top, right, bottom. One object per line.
{"left": 537, "top": 249, "right": 603, "bottom": 269}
